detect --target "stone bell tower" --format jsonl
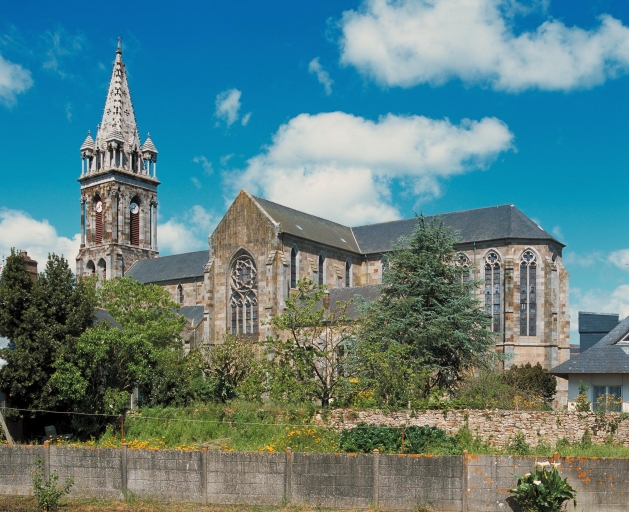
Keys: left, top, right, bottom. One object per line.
{"left": 76, "top": 39, "right": 159, "bottom": 279}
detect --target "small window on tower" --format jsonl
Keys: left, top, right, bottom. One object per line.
{"left": 94, "top": 195, "right": 103, "bottom": 245}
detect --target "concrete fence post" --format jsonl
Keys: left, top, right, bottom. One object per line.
{"left": 43, "top": 441, "right": 50, "bottom": 482}
{"left": 372, "top": 449, "right": 380, "bottom": 508}
{"left": 201, "top": 448, "right": 208, "bottom": 504}
{"left": 461, "top": 450, "right": 469, "bottom": 512}
{"left": 121, "top": 444, "right": 128, "bottom": 493}
{"left": 285, "top": 447, "right": 292, "bottom": 504}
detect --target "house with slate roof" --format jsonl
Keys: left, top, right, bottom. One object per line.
{"left": 551, "top": 315, "right": 629, "bottom": 412}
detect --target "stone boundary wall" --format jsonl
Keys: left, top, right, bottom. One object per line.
{"left": 320, "top": 409, "right": 629, "bottom": 448}
{"left": 2, "top": 444, "right": 629, "bottom": 510}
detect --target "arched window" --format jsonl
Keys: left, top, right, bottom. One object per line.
{"left": 484, "top": 251, "right": 501, "bottom": 333}
{"left": 520, "top": 250, "right": 537, "bottom": 336}
{"left": 290, "top": 247, "right": 298, "bottom": 289}
{"left": 345, "top": 260, "right": 351, "bottom": 288}
{"left": 86, "top": 260, "right": 95, "bottom": 276}
{"left": 97, "top": 258, "right": 106, "bottom": 280}
{"left": 177, "top": 284, "right": 184, "bottom": 305}
{"left": 318, "top": 254, "right": 325, "bottom": 286}
{"left": 456, "top": 253, "right": 470, "bottom": 283}
{"left": 230, "top": 254, "right": 258, "bottom": 336}
{"left": 130, "top": 196, "right": 140, "bottom": 246}
{"left": 93, "top": 194, "right": 103, "bottom": 245}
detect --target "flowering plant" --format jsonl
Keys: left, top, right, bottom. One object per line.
{"left": 509, "top": 461, "right": 577, "bottom": 512}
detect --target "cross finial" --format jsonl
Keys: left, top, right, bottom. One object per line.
{"left": 117, "top": 37, "right": 122, "bottom": 54}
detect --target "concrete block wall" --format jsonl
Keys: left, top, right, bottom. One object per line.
{"left": 2, "top": 444, "right": 629, "bottom": 510}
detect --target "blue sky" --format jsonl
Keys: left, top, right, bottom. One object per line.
{"left": 1, "top": 0, "right": 629, "bottom": 337}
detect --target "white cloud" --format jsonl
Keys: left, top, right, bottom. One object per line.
{"left": 158, "top": 205, "right": 217, "bottom": 255}
{"left": 339, "top": 0, "right": 629, "bottom": 92}
{"left": 0, "top": 208, "right": 80, "bottom": 267}
{"left": 227, "top": 111, "right": 514, "bottom": 225}
{"left": 193, "top": 155, "right": 213, "bottom": 175}
{"left": 42, "top": 28, "right": 85, "bottom": 78}
{"left": 309, "top": 57, "right": 334, "bottom": 95}
{"left": 220, "top": 154, "right": 234, "bottom": 166}
{"left": 241, "top": 112, "right": 252, "bottom": 126}
{"left": 563, "top": 250, "right": 604, "bottom": 268}
{"left": 215, "top": 88, "right": 242, "bottom": 126}
{"left": 0, "top": 53, "right": 33, "bottom": 107}
{"left": 551, "top": 225, "right": 563, "bottom": 241}
{"left": 609, "top": 249, "right": 629, "bottom": 270}
{"left": 191, "top": 177, "right": 202, "bottom": 189}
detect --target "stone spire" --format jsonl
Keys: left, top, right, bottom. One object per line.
{"left": 93, "top": 38, "right": 143, "bottom": 169}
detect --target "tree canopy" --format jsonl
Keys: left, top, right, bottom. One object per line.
{"left": 357, "top": 215, "right": 495, "bottom": 404}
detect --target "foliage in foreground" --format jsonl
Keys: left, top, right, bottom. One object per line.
{"left": 32, "top": 456, "right": 74, "bottom": 511}
{"left": 510, "top": 462, "right": 577, "bottom": 512}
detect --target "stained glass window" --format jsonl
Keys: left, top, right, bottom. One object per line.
{"left": 519, "top": 250, "right": 537, "bottom": 336}
{"left": 229, "top": 255, "right": 258, "bottom": 336}
{"left": 456, "top": 253, "right": 470, "bottom": 283}
{"left": 318, "top": 254, "right": 324, "bottom": 286}
{"left": 484, "top": 251, "right": 501, "bottom": 333}
{"left": 290, "top": 247, "right": 298, "bottom": 289}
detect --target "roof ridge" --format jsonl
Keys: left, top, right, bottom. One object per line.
{"left": 252, "top": 194, "right": 351, "bottom": 229}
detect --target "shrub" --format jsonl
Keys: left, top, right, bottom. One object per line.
{"left": 509, "top": 462, "right": 576, "bottom": 512}
{"left": 503, "top": 363, "right": 557, "bottom": 405}
{"left": 505, "top": 432, "right": 530, "bottom": 455}
{"left": 32, "top": 456, "right": 74, "bottom": 511}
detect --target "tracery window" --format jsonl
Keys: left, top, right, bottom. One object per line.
{"left": 290, "top": 247, "right": 298, "bottom": 289}
{"left": 318, "top": 254, "right": 325, "bottom": 286}
{"left": 230, "top": 255, "right": 258, "bottom": 336}
{"left": 484, "top": 251, "right": 501, "bottom": 333}
{"left": 345, "top": 260, "right": 351, "bottom": 288}
{"left": 519, "top": 250, "right": 537, "bottom": 336}
{"left": 456, "top": 253, "right": 470, "bottom": 283}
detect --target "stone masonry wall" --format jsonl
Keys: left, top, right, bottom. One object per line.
{"left": 2, "top": 444, "right": 629, "bottom": 511}
{"left": 322, "top": 409, "right": 629, "bottom": 448}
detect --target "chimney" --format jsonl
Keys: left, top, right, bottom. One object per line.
{"left": 20, "top": 251, "right": 38, "bottom": 281}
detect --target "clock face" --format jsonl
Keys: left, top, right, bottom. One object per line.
{"left": 95, "top": 201, "right": 103, "bottom": 213}
{"left": 130, "top": 202, "right": 139, "bottom": 214}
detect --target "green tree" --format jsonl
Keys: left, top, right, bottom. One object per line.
{"left": 50, "top": 278, "right": 188, "bottom": 435}
{"left": 263, "top": 279, "right": 357, "bottom": 407}
{"left": 503, "top": 363, "right": 557, "bottom": 404}
{"left": 357, "top": 215, "right": 495, "bottom": 404}
{"left": 0, "top": 251, "right": 95, "bottom": 412}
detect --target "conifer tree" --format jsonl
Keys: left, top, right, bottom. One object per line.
{"left": 358, "top": 215, "right": 495, "bottom": 401}
{"left": 0, "top": 252, "right": 96, "bottom": 412}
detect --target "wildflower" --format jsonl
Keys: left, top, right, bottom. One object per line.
{"left": 533, "top": 480, "right": 541, "bottom": 485}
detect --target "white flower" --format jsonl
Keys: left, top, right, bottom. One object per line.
{"left": 551, "top": 462, "right": 561, "bottom": 468}
{"left": 525, "top": 473, "right": 531, "bottom": 477}
{"left": 535, "top": 461, "right": 551, "bottom": 467}
{"left": 533, "top": 480, "right": 541, "bottom": 485}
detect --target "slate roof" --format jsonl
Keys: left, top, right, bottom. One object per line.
{"left": 125, "top": 251, "right": 208, "bottom": 283}
{"left": 252, "top": 195, "right": 360, "bottom": 253}
{"left": 329, "top": 285, "right": 383, "bottom": 319}
{"left": 550, "top": 316, "right": 629, "bottom": 377}
{"left": 250, "top": 195, "right": 562, "bottom": 255}
{"left": 180, "top": 306, "right": 204, "bottom": 326}
{"left": 352, "top": 204, "right": 562, "bottom": 254}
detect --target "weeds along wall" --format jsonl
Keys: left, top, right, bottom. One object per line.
{"left": 322, "top": 409, "right": 629, "bottom": 448}
{"left": 2, "top": 444, "right": 629, "bottom": 511}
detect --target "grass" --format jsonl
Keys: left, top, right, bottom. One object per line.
{"left": 0, "top": 497, "right": 361, "bottom": 512}
{"left": 11, "top": 401, "right": 629, "bottom": 459}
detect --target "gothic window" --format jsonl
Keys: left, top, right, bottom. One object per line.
{"left": 230, "top": 254, "right": 259, "bottom": 336}
{"left": 520, "top": 250, "right": 537, "bottom": 336}
{"left": 86, "top": 260, "right": 95, "bottom": 276}
{"left": 97, "top": 258, "right": 106, "bottom": 280}
{"left": 484, "top": 251, "right": 502, "bottom": 333}
{"left": 130, "top": 196, "right": 140, "bottom": 246}
{"left": 345, "top": 260, "right": 351, "bottom": 288}
{"left": 290, "top": 247, "right": 298, "bottom": 289}
{"left": 318, "top": 254, "right": 325, "bottom": 286}
{"left": 94, "top": 195, "right": 103, "bottom": 245}
{"left": 456, "top": 253, "right": 470, "bottom": 283}
{"left": 177, "top": 284, "right": 184, "bottom": 305}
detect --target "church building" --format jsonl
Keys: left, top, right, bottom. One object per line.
{"left": 77, "top": 44, "right": 571, "bottom": 399}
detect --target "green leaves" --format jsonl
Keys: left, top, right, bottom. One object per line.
{"left": 357, "top": 215, "right": 495, "bottom": 405}
{"left": 510, "top": 464, "right": 577, "bottom": 512}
